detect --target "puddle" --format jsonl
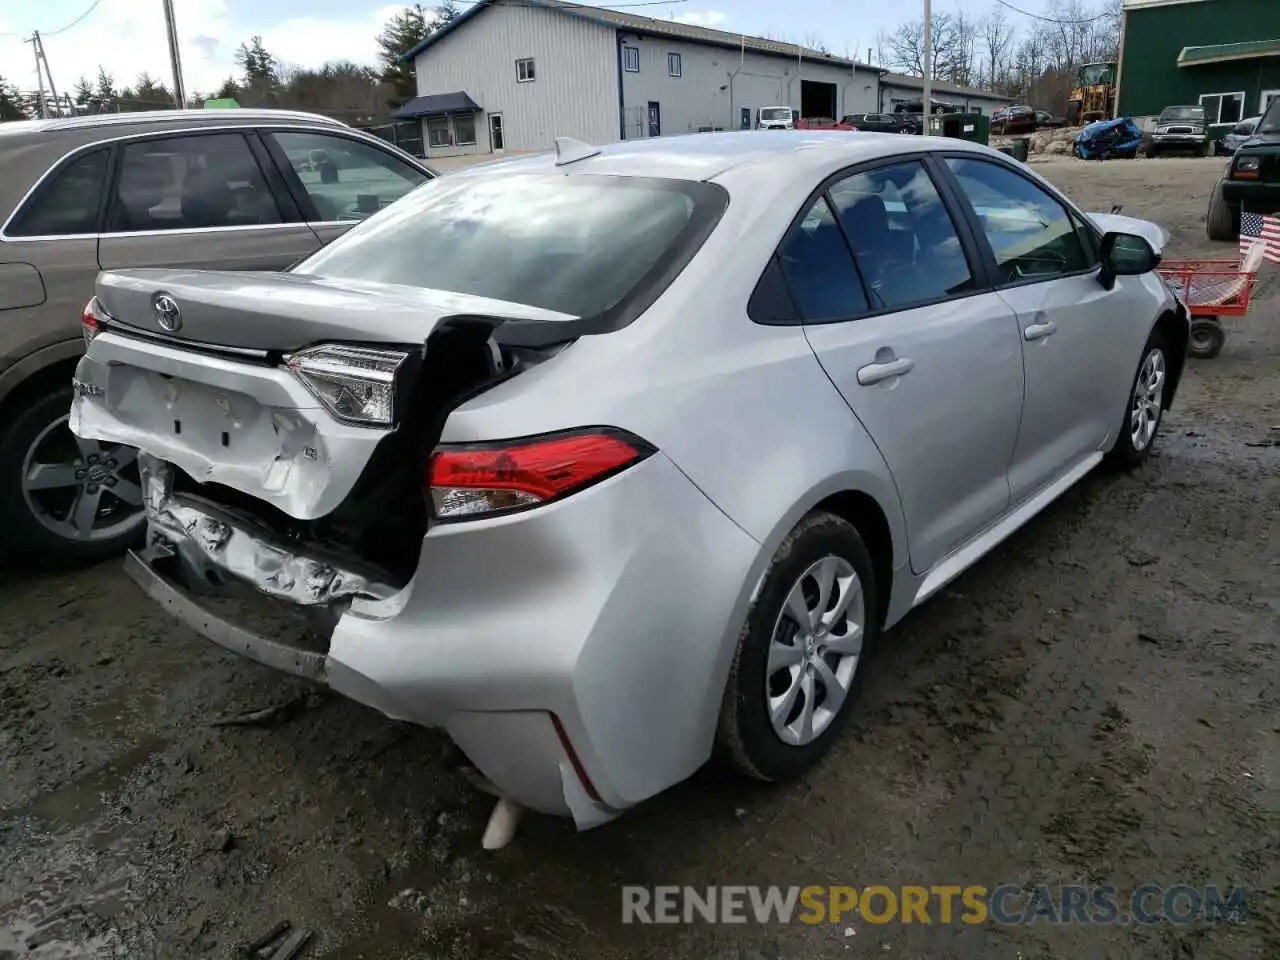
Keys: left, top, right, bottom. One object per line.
{"left": 8, "top": 739, "right": 163, "bottom": 831}
{"left": 0, "top": 740, "right": 165, "bottom": 957}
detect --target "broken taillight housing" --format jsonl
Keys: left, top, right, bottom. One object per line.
{"left": 284, "top": 344, "right": 410, "bottom": 426}
{"left": 428, "top": 428, "right": 656, "bottom": 521}
{"left": 82, "top": 296, "right": 110, "bottom": 347}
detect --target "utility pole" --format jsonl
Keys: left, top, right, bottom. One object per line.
{"left": 921, "top": 0, "right": 932, "bottom": 134}
{"left": 162, "top": 0, "right": 187, "bottom": 107}
{"left": 28, "top": 35, "right": 47, "bottom": 119}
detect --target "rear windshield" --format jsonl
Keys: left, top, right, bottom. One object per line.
{"left": 1159, "top": 106, "right": 1204, "bottom": 122}
{"left": 293, "top": 173, "right": 723, "bottom": 318}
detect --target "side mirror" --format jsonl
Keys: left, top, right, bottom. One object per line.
{"left": 1098, "top": 231, "right": 1158, "bottom": 290}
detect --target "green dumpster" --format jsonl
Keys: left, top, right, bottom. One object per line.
{"left": 927, "top": 112, "right": 990, "bottom": 146}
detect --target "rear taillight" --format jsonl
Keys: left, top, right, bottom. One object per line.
{"left": 428, "top": 428, "right": 655, "bottom": 521}
{"left": 82, "top": 297, "right": 109, "bottom": 347}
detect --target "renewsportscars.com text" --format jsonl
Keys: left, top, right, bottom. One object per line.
{"left": 621, "top": 885, "right": 1249, "bottom": 926}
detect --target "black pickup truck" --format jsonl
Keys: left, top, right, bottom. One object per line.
{"left": 1209, "top": 100, "right": 1280, "bottom": 240}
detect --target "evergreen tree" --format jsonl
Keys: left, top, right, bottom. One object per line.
{"left": 376, "top": 4, "right": 431, "bottom": 105}
{"left": 0, "top": 76, "right": 24, "bottom": 121}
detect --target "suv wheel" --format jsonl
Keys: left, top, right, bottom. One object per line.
{"left": 1206, "top": 179, "right": 1239, "bottom": 241}
{"left": 0, "top": 384, "right": 146, "bottom": 565}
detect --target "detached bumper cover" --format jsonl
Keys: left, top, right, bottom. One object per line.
{"left": 126, "top": 451, "right": 762, "bottom": 827}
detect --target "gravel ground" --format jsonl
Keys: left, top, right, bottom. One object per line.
{"left": 1, "top": 155, "right": 1277, "bottom": 960}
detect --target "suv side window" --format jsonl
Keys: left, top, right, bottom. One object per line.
{"left": 7, "top": 149, "right": 109, "bottom": 237}
{"left": 268, "top": 131, "right": 429, "bottom": 222}
{"left": 945, "top": 157, "right": 1092, "bottom": 284}
{"left": 109, "top": 133, "right": 282, "bottom": 232}
{"left": 827, "top": 160, "right": 975, "bottom": 311}
{"left": 775, "top": 196, "right": 870, "bottom": 321}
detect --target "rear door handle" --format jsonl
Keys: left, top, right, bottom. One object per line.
{"left": 1024, "top": 320, "right": 1058, "bottom": 341}
{"left": 856, "top": 357, "right": 915, "bottom": 385}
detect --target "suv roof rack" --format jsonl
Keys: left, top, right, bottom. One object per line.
{"left": 33, "top": 109, "right": 349, "bottom": 133}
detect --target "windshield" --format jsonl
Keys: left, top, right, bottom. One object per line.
{"left": 1159, "top": 106, "right": 1205, "bottom": 122}
{"left": 761, "top": 108, "right": 791, "bottom": 121}
{"left": 1078, "top": 63, "right": 1115, "bottom": 85}
{"left": 1260, "top": 100, "right": 1280, "bottom": 133}
{"left": 1232, "top": 118, "right": 1258, "bottom": 135}
{"left": 294, "top": 174, "right": 720, "bottom": 318}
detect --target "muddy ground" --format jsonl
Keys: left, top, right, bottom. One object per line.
{"left": 1, "top": 155, "right": 1277, "bottom": 960}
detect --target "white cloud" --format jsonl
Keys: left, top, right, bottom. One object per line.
{"left": 0, "top": 0, "right": 410, "bottom": 102}
{"left": 670, "top": 10, "right": 729, "bottom": 27}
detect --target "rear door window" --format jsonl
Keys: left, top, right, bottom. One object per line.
{"left": 7, "top": 149, "right": 109, "bottom": 237}
{"left": 108, "top": 133, "right": 283, "bottom": 232}
{"left": 267, "top": 131, "right": 429, "bottom": 222}
{"left": 826, "top": 160, "right": 976, "bottom": 311}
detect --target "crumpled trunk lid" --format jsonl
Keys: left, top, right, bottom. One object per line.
{"left": 95, "top": 268, "right": 576, "bottom": 352}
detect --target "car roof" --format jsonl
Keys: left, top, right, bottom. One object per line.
{"left": 445, "top": 130, "right": 996, "bottom": 183}
{"left": 0, "top": 109, "right": 346, "bottom": 139}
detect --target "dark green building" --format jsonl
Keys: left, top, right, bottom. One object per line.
{"left": 1117, "top": 0, "right": 1280, "bottom": 122}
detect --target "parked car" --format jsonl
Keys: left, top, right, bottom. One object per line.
{"left": 1212, "top": 100, "right": 1280, "bottom": 240}
{"left": 0, "top": 109, "right": 436, "bottom": 563}
{"left": 795, "top": 117, "right": 857, "bottom": 130}
{"left": 1217, "top": 115, "right": 1261, "bottom": 155}
{"left": 1035, "top": 110, "right": 1066, "bottom": 128}
{"left": 992, "top": 105, "right": 1038, "bottom": 135}
{"left": 841, "top": 113, "right": 910, "bottom": 134}
{"left": 757, "top": 106, "right": 795, "bottom": 130}
{"left": 1148, "top": 104, "right": 1210, "bottom": 157}
{"left": 72, "top": 132, "right": 1188, "bottom": 835}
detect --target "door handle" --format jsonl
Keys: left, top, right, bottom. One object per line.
{"left": 1023, "top": 320, "right": 1058, "bottom": 341}
{"left": 856, "top": 357, "right": 915, "bottom": 385}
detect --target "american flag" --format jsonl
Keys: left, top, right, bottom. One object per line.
{"left": 1239, "top": 210, "right": 1280, "bottom": 264}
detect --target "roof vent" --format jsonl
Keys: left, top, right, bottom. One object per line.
{"left": 554, "top": 136, "right": 602, "bottom": 166}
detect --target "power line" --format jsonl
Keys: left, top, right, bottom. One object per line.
{"left": 992, "top": 0, "right": 1112, "bottom": 25}
{"left": 38, "top": 0, "right": 104, "bottom": 37}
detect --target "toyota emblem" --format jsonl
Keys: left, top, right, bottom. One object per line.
{"left": 153, "top": 294, "right": 182, "bottom": 332}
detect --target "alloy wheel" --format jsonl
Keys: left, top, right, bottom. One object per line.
{"left": 1129, "top": 347, "right": 1166, "bottom": 453}
{"left": 20, "top": 415, "right": 146, "bottom": 543}
{"left": 765, "top": 555, "right": 865, "bottom": 747}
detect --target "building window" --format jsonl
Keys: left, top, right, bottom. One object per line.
{"left": 453, "top": 114, "right": 476, "bottom": 146}
{"left": 623, "top": 45, "right": 640, "bottom": 72}
{"left": 1199, "top": 91, "right": 1244, "bottom": 125}
{"left": 1261, "top": 89, "right": 1280, "bottom": 113}
{"left": 667, "top": 52, "right": 682, "bottom": 77}
{"left": 516, "top": 58, "right": 536, "bottom": 82}
{"left": 426, "top": 116, "right": 451, "bottom": 148}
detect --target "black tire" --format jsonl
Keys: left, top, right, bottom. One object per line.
{"left": 717, "top": 511, "right": 879, "bottom": 782}
{"left": 1147, "top": 145, "right": 1160, "bottom": 159}
{"left": 0, "top": 384, "right": 145, "bottom": 566}
{"left": 1189, "top": 318, "right": 1226, "bottom": 359}
{"left": 1106, "top": 329, "right": 1172, "bottom": 470}
{"left": 1206, "top": 179, "right": 1239, "bottom": 241}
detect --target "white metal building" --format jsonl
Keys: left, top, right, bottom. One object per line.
{"left": 397, "top": 0, "right": 887, "bottom": 157}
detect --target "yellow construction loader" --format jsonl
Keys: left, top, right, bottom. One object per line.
{"left": 1066, "top": 62, "right": 1117, "bottom": 125}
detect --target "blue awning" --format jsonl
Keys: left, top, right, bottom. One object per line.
{"left": 392, "top": 92, "right": 482, "bottom": 119}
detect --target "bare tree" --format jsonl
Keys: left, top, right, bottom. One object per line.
{"left": 802, "top": 32, "right": 831, "bottom": 55}
{"left": 979, "top": 7, "right": 1014, "bottom": 90}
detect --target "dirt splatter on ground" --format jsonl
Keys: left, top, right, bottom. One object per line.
{"left": 1, "top": 155, "right": 1277, "bottom": 959}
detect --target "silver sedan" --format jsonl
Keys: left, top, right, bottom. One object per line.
{"left": 70, "top": 131, "right": 1188, "bottom": 840}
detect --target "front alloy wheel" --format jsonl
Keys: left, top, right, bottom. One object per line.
{"left": 1129, "top": 347, "right": 1166, "bottom": 454}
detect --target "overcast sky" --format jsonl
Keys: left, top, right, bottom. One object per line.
{"left": 1, "top": 0, "right": 1062, "bottom": 98}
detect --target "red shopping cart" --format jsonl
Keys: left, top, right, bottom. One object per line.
{"left": 1156, "top": 243, "right": 1263, "bottom": 359}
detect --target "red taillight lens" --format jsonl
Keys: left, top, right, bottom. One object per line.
{"left": 82, "top": 296, "right": 109, "bottom": 346}
{"left": 428, "top": 428, "right": 655, "bottom": 521}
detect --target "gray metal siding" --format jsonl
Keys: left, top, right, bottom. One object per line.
{"left": 618, "top": 36, "right": 881, "bottom": 136}
{"left": 412, "top": 3, "right": 618, "bottom": 154}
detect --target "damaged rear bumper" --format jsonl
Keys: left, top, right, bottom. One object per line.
{"left": 125, "top": 449, "right": 762, "bottom": 831}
